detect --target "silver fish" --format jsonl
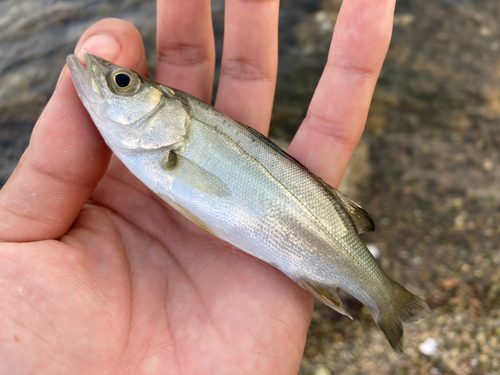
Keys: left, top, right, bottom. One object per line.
{"left": 67, "top": 54, "right": 429, "bottom": 353}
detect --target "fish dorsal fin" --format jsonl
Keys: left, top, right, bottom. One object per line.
{"left": 328, "top": 187, "right": 375, "bottom": 234}
{"left": 302, "top": 280, "right": 353, "bottom": 319}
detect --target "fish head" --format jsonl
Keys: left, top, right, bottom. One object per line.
{"left": 66, "top": 54, "right": 188, "bottom": 151}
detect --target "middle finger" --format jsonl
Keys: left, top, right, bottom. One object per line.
{"left": 156, "top": 0, "right": 215, "bottom": 103}
{"left": 215, "top": 0, "right": 280, "bottom": 135}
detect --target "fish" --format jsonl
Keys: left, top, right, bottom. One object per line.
{"left": 66, "top": 54, "right": 430, "bottom": 353}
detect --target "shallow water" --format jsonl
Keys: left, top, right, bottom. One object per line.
{"left": 1, "top": 0, "right": 500, "bottom": 373}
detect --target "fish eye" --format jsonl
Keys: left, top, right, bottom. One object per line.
{"left": 115, "top": 73, "right": 131, "bottom": 88}
{"left": 108, "top": 68, "right": 141, "bottom": 96}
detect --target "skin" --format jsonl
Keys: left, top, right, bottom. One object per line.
{"left": 0, "top": 1, "right": 396, "bottom": 374}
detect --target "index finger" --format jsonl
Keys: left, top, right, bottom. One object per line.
{"left": 287, "top": 0, "right": 396, "bottom": 187}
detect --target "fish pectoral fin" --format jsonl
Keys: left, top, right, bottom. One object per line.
{"left": 302, "top": 280, "right": 353, "bottom": 319}
{"left": 160, "top": 149, "right": 178, "bottom": 170}
{"left": 160, "top": 150, "right": 231, "bottom": 197}
{"left": 330, "top": 188, "right": 375, "bottom": 234}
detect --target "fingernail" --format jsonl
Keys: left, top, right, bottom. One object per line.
{"left": 76, "top": 34, "right": 121, "bottom": 63}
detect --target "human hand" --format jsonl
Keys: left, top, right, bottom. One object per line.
{"left": 0, "top": 0, "right": 395, "bottom": 373}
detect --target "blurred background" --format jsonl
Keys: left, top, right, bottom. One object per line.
{"left": 1, "top": 0, "right": 499, "bottom": 373}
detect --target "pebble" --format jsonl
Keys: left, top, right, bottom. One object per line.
{"left": 419, "top": 337, "right": 438, "bottom": 356}
{"left": 313, "top": 364, "right": 331, "bottom": 375}
{"left": 366, "top": 244, "right": 380, "bottom": 259}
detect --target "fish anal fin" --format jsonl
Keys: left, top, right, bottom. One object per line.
{"left": 302, "top": 280, "right": 352, "bottom": 319}
{"left": 331, "top": 188, "right": 375, "bottom": 234}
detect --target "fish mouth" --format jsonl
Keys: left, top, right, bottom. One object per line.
{"left": 66, "top": 54, "right": 136, "bottom": 151}
{"left": 66, "top": 54, "right": 116, "bottom": 144}
{"left": 66, "top": 54, "right": 108, "bottom": 103}
{"left": 66, "top": 54, "right": 90, "bottom": 98}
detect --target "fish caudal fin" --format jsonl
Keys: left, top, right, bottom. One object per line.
{"left": 301, "top": 279, "right": 353, "bottom": 319}
{"left": 377, "top": 280, "right": 430, "bottom": 354}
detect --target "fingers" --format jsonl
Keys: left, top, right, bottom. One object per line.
{"left": 75, "top": 19, "right": 149, "bottom": 76}
{"left": 215, "top": 0, "right": 280, "bottom": 134}
{"left": 0, "top": 19, "right": 147, "bottom": 243}
{"left": 288, "top": 0, "right": 396, "bottom": 187}
{"left": 156, "top": 0, "right": 215, "bottom": 102}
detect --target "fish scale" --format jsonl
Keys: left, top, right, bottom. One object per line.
{"left": 189, "top": 101, "right": 387, "bottom": 288}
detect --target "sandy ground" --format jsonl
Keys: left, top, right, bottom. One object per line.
{"left": 292, "top": 1, "right": 500, "bottom": 374}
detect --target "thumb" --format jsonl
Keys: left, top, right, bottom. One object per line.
{"left": 0, "top": 19, "right": 147, "bottom": 242}
{"left": 0, "top": 64, "right": 111, "bottom": 242}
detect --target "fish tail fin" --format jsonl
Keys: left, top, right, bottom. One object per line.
{"left": 300, "top": 279, "right": 353, "bottom": 319}
{"left": 377, "top": 280, "right": 430, "bottom": 354}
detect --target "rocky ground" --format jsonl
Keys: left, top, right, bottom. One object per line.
{"left": 1, "top": 0, "right": 499, "bottom": 374}
{"left": 294, "top": 1, "right": 500, "bottom": 374}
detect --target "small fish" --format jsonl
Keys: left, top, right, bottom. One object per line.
{"left": 67, "top": 54, "right": 429, "bottom": 353}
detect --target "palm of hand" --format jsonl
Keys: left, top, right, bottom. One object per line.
{"left": 0, "top": 1, "right": 394, "bottom": 373}
{"left": 3, "top": 158, "right": 311, "bottom": 373}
